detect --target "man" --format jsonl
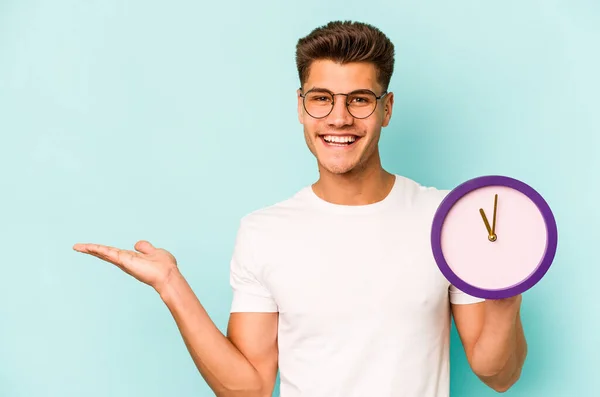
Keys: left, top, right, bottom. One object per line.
{"left": 74, "top": 20, "right": 527, "bottom": 397}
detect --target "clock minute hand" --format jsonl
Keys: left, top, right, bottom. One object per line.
{"left": 491, "top": 194, "right": 498, "bottom": 236}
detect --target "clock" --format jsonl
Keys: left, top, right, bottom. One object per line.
{"left": 431, "top": 175, "right": 558, "bottom": 299}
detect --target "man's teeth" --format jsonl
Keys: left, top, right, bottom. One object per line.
{"left": 322, "top": 135, "right": 357, "bottom": 144}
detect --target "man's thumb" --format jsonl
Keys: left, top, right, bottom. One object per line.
{"left": 134, "top": 240, "right": 156, "bottom": 254}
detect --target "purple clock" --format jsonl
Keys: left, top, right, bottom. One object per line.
{"left": 431, "top": 175, "right": 558, "bottom": 300}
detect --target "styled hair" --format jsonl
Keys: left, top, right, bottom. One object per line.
{"left": 295, "top": 20, "right": 395, "bottom": 92}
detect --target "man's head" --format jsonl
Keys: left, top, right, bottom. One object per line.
{"left": 295, "top": 21, "right": 395, "bottom": 176}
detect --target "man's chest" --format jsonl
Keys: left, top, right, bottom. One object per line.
{"left": 258, "top": 216, "right": 450, "bottom": 321}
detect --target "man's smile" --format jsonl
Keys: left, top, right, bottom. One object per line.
{"left": 319, "top": 134, "right": 362, "bottom": 148}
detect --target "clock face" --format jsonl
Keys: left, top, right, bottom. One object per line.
{"left": 431, "top": 175, "right": 558, "bottom": 299}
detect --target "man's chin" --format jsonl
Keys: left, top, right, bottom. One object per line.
{"left": 318, "top": 161, "right": 358, "bottom": 175}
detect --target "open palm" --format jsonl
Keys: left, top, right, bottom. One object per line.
{"left": 73, "top": 240, "right": 178, "bottom": 291}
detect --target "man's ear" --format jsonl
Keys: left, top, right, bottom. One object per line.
{"left": 382, "top": 92, "right": 394, "bottom": 127}
{"left": 297, "top": 89, "right": 304, "bottom": 125}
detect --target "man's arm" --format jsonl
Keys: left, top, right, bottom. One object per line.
{"left": 451, "top": 295, "right": 528, "bottom": 392}
{"left": 227, "top": 313, "right": 279, "bottom": 395}
{"left": 159, "top": 270, "right": 278, "bottom": 397}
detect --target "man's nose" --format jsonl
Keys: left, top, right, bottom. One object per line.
{"left": 327, "top": 97, "right": 354, "bottom": 127}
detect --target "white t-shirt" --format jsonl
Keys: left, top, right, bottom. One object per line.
{"left": 229, "top": 174, "right": 484, "bottom": 397}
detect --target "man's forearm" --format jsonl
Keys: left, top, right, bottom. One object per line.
{"left": 471, "top": 298, "right": 528, "bottom": 392}
{"left": 157, "top": 269, "right": 264, "bottom": 396}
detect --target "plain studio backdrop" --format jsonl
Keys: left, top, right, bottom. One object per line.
{"left": 1, "top": 1, "right": 598, "bottom": 396}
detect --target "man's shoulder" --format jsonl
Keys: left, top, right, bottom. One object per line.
{"left": 393, "top": 174, "right": 451, "bottom": 208}
{"left": 237, "top": 185, "right": 314, "bottom": 232}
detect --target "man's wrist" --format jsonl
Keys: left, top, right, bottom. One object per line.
{"left": 156, "top": 267, "right": 185, "bottom": 303}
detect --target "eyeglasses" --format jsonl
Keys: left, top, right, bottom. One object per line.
{"left": 299, "top": 88, "right": 388, "bottom": 119}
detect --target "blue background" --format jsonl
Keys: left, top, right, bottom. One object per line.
{"left": 1, "top": 1, "right": 598, "bottom": 396}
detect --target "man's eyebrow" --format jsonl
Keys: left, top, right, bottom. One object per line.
{"left": 306, "top": 86, "right": 332, "bottom": 92}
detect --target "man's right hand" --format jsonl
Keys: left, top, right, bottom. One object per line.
{"left": 72, "top": 240, "right": 178, "bottom": 294}
{"left": 73, "top": 239, "right": 278, "bottom": 397}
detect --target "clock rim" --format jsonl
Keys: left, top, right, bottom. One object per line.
{"left": 431, "top": 175, "right": 558, "bottom": 299}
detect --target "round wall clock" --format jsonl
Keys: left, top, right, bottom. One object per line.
{"left": 431, "top": 175, "right": 558, "bottom": 299}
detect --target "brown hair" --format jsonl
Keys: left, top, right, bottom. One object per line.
{"left": 295, "top": 20, "right": 395, "bottom": 92}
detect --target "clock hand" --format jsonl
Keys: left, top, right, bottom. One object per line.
{"left": 479, "top": 208, "right": 497, "bottom": 242}
{"left": 479, "top": 208, "right": 492, "bottom": 235}
{"left": 492, "top": 194, "right": 498, "bottom": 236}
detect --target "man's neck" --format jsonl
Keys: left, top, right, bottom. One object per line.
{"left": 312, "top": 166, "right": 396, "bottom": 206}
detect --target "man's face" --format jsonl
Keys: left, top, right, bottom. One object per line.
{"left": 297, "top": 60, "right": 393, "bottom": 175}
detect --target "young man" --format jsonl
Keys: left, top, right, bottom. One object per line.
{"left": 74, "top": 21, "right": 527, "bottom": 397}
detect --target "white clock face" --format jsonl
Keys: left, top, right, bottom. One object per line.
{"left": 439, "top": 185, "right": 548, "bottom": 290}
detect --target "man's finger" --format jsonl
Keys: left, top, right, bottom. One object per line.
{"left": 134, "top": 240, "right": 156, "bottom": 255}
{"left": 73, "top": 243, "right": 114, "bottom": 254}
{"left": 73, "top": 243, "right": 134, "bottom": 268}
{"left": 84, "top": 250, "right": 127, "bottom": 272}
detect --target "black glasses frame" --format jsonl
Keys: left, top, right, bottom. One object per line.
{"left": 299, "top": 88, "right": 388, "bottom": 119}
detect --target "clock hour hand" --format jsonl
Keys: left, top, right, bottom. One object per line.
{"left": 480, "top": 207, "right": 498, "bottom": 242}
{"left": 479, "top": 208, "right": 493, "bottom": 235}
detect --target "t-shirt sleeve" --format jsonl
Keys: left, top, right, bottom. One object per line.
{"left": 229, "top": 218, "right": 278, "bottom": 313}
{"left": 448, "top": 284, "right": 486, "bottom": 304}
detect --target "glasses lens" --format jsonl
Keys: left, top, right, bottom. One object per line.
{"left": 304, "top": 90, "right": 334, "bottom": 118}
{"left": 347, "top": 91, "right": 377, "bottom": 118}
